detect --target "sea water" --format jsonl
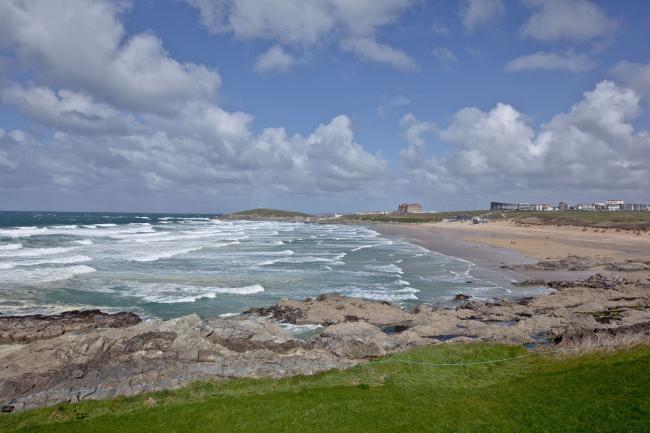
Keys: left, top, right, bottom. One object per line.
{"left": 0, "top": 211, "right": 538, "bottom": 319}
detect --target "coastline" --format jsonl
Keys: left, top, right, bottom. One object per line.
{"left": 372, "top": 222, "right": 597, "bottom": 287}
{"left": 1, "top": 219, "right": 649, "bottom": 411}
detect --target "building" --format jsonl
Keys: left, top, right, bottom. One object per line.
{"left": 606, "top": 200, "right": 624, "bottom": 211}
{"left": 490, "top": 202, "right": 518, "bottom": 211}
{"left": 576, "top": 203, "right": 596, "bottom": 211}
{"left": 517, "top": 203, "right": 535, "bottom": 211}
{"left": 623, "top": 203, "right": 648, "bottom": 211}
{"left": 396, "top": 203, "right": 422, "bottom": 214}
{"left": 559, "top": 202, "right": 569, "bottom": 211}
{"left": 356, "top": 210, "right": 391, "bottom": 215}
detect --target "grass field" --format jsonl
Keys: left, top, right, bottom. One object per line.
{"left": 343, "top": 210, "right": 650, "bottom": 230}
{"left": 2, "top": 343, "right": 649, "bottom": 433}
{"left": 224, "top": 208, "right": 312, "bottom": 219}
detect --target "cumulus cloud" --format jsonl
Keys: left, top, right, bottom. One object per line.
{"left": 378, "top": 95, "right": 411, "bottom": 117}
{"left": 1, "top": 83, "right": 135, "bottom": 134}
{"left": 254, "top": 45, "right": 299, "bottom": 74}
{"left": 505, "top": 51, "right": 594, "bottom": 73}
{"left": 459, "top": 0, "right": 504, "bottom": 33}
{"left": 0, "top": 0, "right": 392, "bottom": 211}
{"left": 0, "top": 0, "right": 221, "bottom": 114}
{"left": 400, "top": 81, "right": 650, "bottom": 199}
{"left": 340, "top": 37, "right": 416, "bottom": 70}
{"left": 611, "top": 61, "right": 650, "bottom": 101}
{"left": 521, "top": 0, "right": 618, "bottom": 43}
{"left": 399, "top": 114, "right": 437, "bottom": 146}
{"left": 186, "top": 0, "right": 416, "bottom": 70}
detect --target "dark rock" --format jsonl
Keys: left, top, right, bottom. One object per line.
{"left": 0, "top": 310, "right": 141, "bottom": 344}
{"left": 245, "top": 304, "right": 305, "bottom": 324}
{"left": 453, "top": 294, "right": 471, "bottom": 301}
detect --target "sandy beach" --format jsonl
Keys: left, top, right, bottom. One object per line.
{"left": 374, "top": 220, "right": 650, "bottom": 284}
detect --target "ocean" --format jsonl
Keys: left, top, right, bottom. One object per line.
{"left": 0, "top": 211, "right": 537, "bottom": 320}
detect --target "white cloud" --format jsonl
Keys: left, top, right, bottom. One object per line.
{"left": 401, "top": 81, "right": 650, "bottom": 197}
{"left": 186, "top": 0, "right": 416, "bottom": 70}
{"left": 432, "top": 46, "right": 458, "bottom": 70}
{"left": 0, "top": 0, "right": 221, "bottom": 114}
{"left": 521, "top": 0, "right": 618, "bottom": 43}
{"left": 399, "top": 113, "right": 437, "bottom": 146}
{"left": 0, "top": 0, "right": 392, "bottom": 210}
{"left": 505, "top": 51, "right": 594, "bottom": 73}
{"left": 611, "top": 61, "right": 650, "bottom": 101}
{"left": 254, "top": 46, "right": 299, "bottom": 74}
{"left": 340, "top": 37, "right": 416, "bottom": 70}
{"left": 1, "top": 83, "right": 135, "bottom": 134}
{"left": 378, "top": 95, "right": 411, "bottom": 117}
{"left": 459, "top": 0, "right": 504, "bottom": 33}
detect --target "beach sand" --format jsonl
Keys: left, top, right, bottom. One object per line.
{"left": 374, "top": 220, "right": 650, "bottom": 283}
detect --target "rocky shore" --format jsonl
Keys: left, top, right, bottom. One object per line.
{"left": 1, "top": 256, "right": 649, "bottom": 412}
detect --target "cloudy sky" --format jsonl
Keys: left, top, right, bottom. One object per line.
{"left": 1, "top": 0, "right": 649, "bottom": 213}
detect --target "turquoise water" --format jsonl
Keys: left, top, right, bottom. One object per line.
{"left": 0, "top": 212, "right": 538, "bottom": 320}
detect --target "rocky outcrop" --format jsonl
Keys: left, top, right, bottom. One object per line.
{"left": 247, "top": 293, "right": 412, "bottom": 327}
{"left": 1, "top": 261, "right": 649, "bottom": 412}
{"left": 0, "top": 310, "right": 141, "bottom": 344}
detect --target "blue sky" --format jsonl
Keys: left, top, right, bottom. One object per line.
{"left": 1, "top": 0, "right": 650, "bottom": 213}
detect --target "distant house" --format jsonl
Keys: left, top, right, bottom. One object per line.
{"left": 490, "top": 202, "right": 518, "bottom": 211}
{"left": 576, "top": 203, "right": 596, "bottom": 211}
{"left": 396, "top": 203, "right": 423, "bottom": 214}
{"left": 623, "top": 203, "right": 647, "bottom": 211}
{"left": 517, "top": 203, "right": 535, "bottom": 211}
{"left": 559, "top": 202, "right": 569, "bottom": 211}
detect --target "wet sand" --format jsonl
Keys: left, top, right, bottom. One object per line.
{"left": 374, "top": 222, "right": 618, "bottom": 283}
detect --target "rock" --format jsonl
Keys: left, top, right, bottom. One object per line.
{"left": 452, "top": 294, "right": 471, "bottom": 301}
{"left": 317, "top": 322, "right": 393, "bottom": 358}
{"left": 244, "top": 303, "right": 305, "bottom": 323}
{"left": 248, "top": 294, "right": 412, "bottom": 327}
{"left": 0, "top": 310, "right": 141, "bottom": 344}
{"left": 2, "top": 264, "right": 649, "bottom": 412}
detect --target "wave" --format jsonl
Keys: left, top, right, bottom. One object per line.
{"left": 137, "top": 284, "right": 265, "bottom": 304}
{"left": 366, "top": 264, "right": 404, "bottom": 274}
{"left": 253, "top": 250, "right": 295, "bottom": 256}
{"left": 0, "top": 255, "right": 93, "bottom": 269}
{"left": 128, "top": 246, "right": 203, "bottom": 262}
{"left": 336, "top": 287, "right": 418, "bottom": 301}
{"left": 351, "top": 244, "right": 377, "bottom": 252}
{"left": 0, "top": 264, "right": 96, "bottom": 284}
{"left": 260, "top": 256, "right": 343, "bottom": 266}
{"left": 73, "top": 239, "right": 93, "bottom": 245}
{"left": 0, "top": 246, "right": 77, "bottom": 258}
{"left": 0, "top": 243, "right": 22, "bottom": 251}
{"left": 0, "top": 226, "right": 48, "bottom": 237}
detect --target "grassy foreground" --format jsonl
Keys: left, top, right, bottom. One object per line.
{"left": 2, "top": 343, "right": 649, "bottom": 433}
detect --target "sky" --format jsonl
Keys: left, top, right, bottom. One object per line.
{"left": 1, "top": 0, "right": 649, "bottom": 214}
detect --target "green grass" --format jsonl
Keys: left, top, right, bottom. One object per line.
{"left": 342, "top": 210, "right": 650, "bottom": 229}
{"left": 342, "top": 210, "right": 490, "bottom": 223}
{"left": 506, "top": 211, "right": 650, "bottom": 230}
{"left": 225, "top": 208, "right": 312, "bottom": 218}
{"left": 2, "top": 343, "right": 649, "bottom": 432}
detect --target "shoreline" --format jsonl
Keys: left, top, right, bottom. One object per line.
{"left": 372, "top": 222, "right": 598, "bottom": 287}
